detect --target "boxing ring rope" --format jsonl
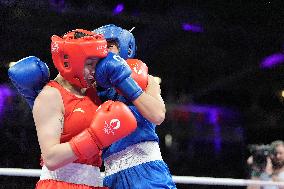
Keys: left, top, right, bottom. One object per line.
{"left": 1, "top": 168, "right": 284, "bottom": 187}
{"left": 0, "top": 168, "right": 41, "bottom": 177}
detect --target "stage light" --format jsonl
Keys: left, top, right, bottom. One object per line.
{"left": 260, "top": 53, "right": 284, "bottom": 68}
{"left": 0, "top": 85, "right": 13, "bottom": 120}
{"left": 165, "top": 134, "right": 173, "bottom": 148}
{"left": 281, "top": 90, "right": 284, "bottom": 98}
{"left": 182, "top": 23, "right": 203, "bottom": 33}
{"left": 113, "top": 3, "right": 124, "bottom": 15}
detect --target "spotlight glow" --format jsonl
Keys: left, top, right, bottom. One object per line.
{"left": 165, "top": 134, "right": 173, "bottom": 147}
{"left": 281, "top": 90, "right": 284, "bottom": 98}
{"left": 182, "top": 23, "right": 203, "bottom": 33}
{"left": 260, "top": 53, "right": 284, "bottom": 68}
{"left": 0, "top": 85, "right": 13, "bottom": 119}
{"left": 113, "top": 3, "right": 124, "bottom": 15}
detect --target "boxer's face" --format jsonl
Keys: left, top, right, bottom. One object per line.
{"left": 84, "top": 57, "right": 99, "bottom": 87}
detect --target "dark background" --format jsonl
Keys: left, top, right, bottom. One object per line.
{"left": 1, "top": 0, "right": 284, "bottom": 188}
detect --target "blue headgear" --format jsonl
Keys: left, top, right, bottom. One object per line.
{"left": 93, "top": 24, "right": 136, "bottom": 59}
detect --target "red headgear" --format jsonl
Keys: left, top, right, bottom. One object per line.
{"left": 51, "top": 29, "right": 108, "bottom": 88}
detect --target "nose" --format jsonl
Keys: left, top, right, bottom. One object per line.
{"left": 91, "top": 68, "right": 95, "bottom": 74}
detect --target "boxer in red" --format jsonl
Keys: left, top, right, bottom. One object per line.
{"left": 31, "top": 29, "right": 137, "bottom": 189}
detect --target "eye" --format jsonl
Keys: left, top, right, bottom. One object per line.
{"left": 90, "top": 59, "right": 99, "bottom": 66}
{"left": 86, "top": 62, "right": 92, "bottom": 66}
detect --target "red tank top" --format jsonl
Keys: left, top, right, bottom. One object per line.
{"left": 47, "top": 81, "right": 102, "bottom": 166}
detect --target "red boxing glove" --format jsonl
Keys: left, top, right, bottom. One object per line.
{"left": 69, "top": 129, "right": 100, "bottom": 160}
{"left": 126, "top": 59, "right": 148, "bottom": 91}
{"left": 89, "top": 100, "right": 137, "bottom": 148}
{"left": 69, "top": 100, "right": 137, "bottom": 159}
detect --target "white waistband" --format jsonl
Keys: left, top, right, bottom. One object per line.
{"left": 104, "top": 141, "right": 163, "bottom": 176}
{"left": 40, "top": 163, "right": 103, "bottom": 187}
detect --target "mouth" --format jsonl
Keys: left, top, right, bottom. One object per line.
{"left": 91, "top": 81, "right": 97, "bottom": 87}
{"left": 88, "top": 74, "right": 94, "bottom": 80}
{"left": 89, "top": 77, "right": 96, "bottom": 87}
{"left": 88, "top": 75, "right": 95, "bottom": 82}
{"left": 86, "top": 76, "right": 96, "bottom": 87}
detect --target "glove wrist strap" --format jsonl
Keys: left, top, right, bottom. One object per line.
{"left": 117, "top": 77, "right": 143, "bottom": 101}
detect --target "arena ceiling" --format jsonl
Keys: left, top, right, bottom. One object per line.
{"left": 1, "top": 0, "right": 284, "bottom": 123}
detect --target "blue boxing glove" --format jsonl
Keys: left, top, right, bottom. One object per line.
{"left": 95, "top": 52, "right": 143, "bottom": 101}
{"left": 97, "top": 86, "right": 129, "bottom": 105}
{"left": 8, "top": 56, "right": 50, "bottom": 108}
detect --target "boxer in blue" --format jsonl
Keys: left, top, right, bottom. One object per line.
{"left": 94, "top": 24, "right": 176, "bottom": 189}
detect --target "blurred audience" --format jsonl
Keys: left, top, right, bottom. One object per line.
{"left": 247, "top": 140, "right": 284, "bottom": 189}
{"left": 271, "top": 140, "right": 284, "bottom": 185}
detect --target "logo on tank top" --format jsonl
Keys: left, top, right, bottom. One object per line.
{"left": 73, "top": 108, "right": 85, "bottom": 113}
{"left": 103, "top": 119, "right": 121, "bottom": 135}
